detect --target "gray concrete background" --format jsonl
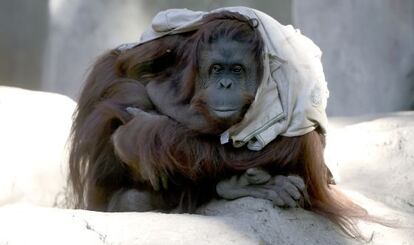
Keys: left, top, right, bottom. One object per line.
{"left": 294, "top": 0, "right": 414, "bottom": 116}
{"left": 0, "top": 0, "right": 48, "bottom": 91}
{"left": 0, "top": 0, "right": 413, "bottom": 116}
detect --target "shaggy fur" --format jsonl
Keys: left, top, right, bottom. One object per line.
{"left": 69, "top": 11, "right": 377, "bottom": 240}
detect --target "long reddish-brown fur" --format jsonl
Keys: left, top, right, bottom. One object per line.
{"left": 69, "top": 11, "right": 379, "bottom": 240}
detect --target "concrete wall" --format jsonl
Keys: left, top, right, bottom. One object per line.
{"left": 293, "top": 0, "right": 414, "bottom": 116}
{"left": 3, "top": 1, "right": 412, "bottom": 116}
{"left": 0, "top": 0, "right": 49, "bottom": 90}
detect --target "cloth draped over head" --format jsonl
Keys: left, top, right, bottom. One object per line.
{"left": 117, "top": 6, "right": 329, "bottom": 151}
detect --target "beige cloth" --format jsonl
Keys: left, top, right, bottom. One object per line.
{"left": 118, "top": 7, "right": 329, "bottom": 151}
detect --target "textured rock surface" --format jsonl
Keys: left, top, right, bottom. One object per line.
{"left": 0, "top": 87, "right": 413, "bottom": 244}
{"left": 0, "top": 86, "right": 75, "bottom": 207}
{"left": 326, "top": 112, "right": 414, "bottom": 213}
{"left": 0, "top": 196, "right": 412, "bottom": 245}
